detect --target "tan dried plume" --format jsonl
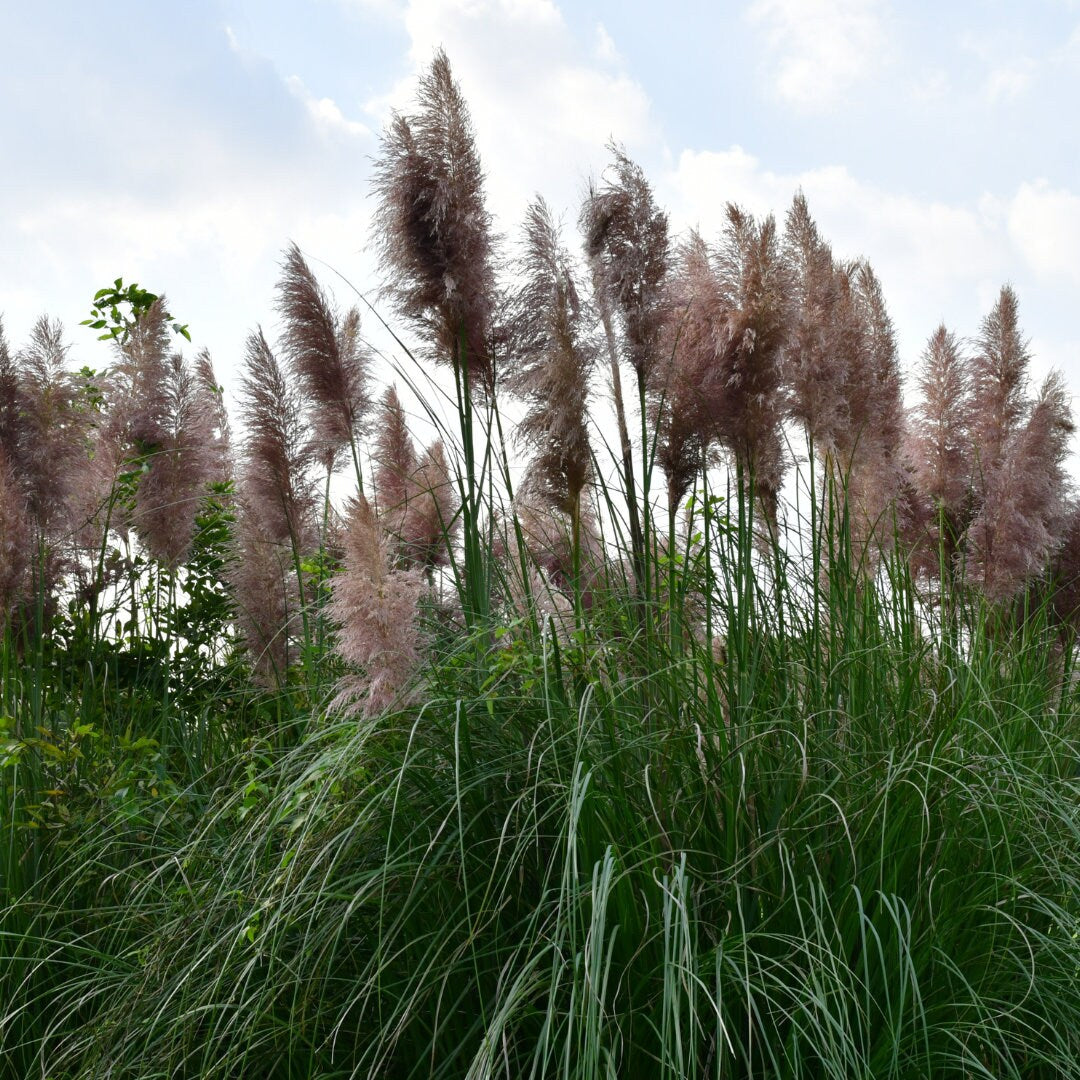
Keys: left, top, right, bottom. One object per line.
{"left": 373, "top": 49, "right": 498, "bottom": 392}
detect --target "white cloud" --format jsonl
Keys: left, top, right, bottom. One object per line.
{"left": 285, "top": 75, "right": 371, "bottom": 138}
{"left": 1008, "top": 179, "right": 1080, "bottom": 283}
{"left": 594, "top": 22, "right": 620, "bottom": 64}
{"left": 983, "top": 57, "right": 1036, "bottom": 103}
{"left": 745, "top": 0, "right": 888, "bottom": 110}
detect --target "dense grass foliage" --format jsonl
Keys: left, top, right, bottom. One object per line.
{"left": 4, "top": 483, "right": 1080, "bottom": 1078}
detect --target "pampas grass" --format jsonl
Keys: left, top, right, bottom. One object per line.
{"left": 5, "top": 49, "right": 1080, "bottom": 1080}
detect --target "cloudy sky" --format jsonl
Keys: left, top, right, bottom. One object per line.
{"left": 3, "top": 0, "right": 1079, "bottom": 428}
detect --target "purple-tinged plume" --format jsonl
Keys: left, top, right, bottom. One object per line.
{"left": 329, "top": 495, "right": 425, "bottom": 717}
{"left": 969, "top": 370, "right": 1074, "bottom": 601}
{"left": 581, "top": 145, "right": 670, "bottom": 389}
{"left": 373, "top": 50, "right": 498, "bottom": 392}
{"left": 276, "top": 243, "right": 372, "bottom": 473}
{"left": 511, "top": 197, "right": 596, "bottom": 523}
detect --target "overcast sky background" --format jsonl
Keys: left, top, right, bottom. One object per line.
{"left": 3, "top": 0, "right": 1079, "bottom": 441}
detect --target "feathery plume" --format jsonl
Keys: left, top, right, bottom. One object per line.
{"left": 711, "top": 204, "right": 792, "bottom": 516}
{"left": 373, "top": 384, "right": 417, "bottom": 526}
{"left": 652, "top": 230, "right": 725, "bottom": 510}
{"left": 783, "top": 191, "right": 847, "bottom": 447}
{"left": 132, "top": 353, "right": 219, "bottom": 567}
{"left": 972, "top": 285, "right": 1028, "bottom": 475}
{"left": 581, "top": 145, "right": 670, "bottom": 387}
{"left": 329, "top": 495, "right": 425, "bottom": 717}
{"left": 969, "top": 369, "right": 1074, "bottom": 601}
{"left": 0, "top": 319, "right": 20, "bottom": 466}
{"left": 276, "top": 243, "right": 371, "bottom": 472}
{"left": 237, "top": 328, "right": 318, "bottom": 553}
{"left": 906, "top": 324, "right": 974, "bottom": 576}
{"left": 511, "top": 197, "right": 596, "bottom": 521}
{"left": 1047, "top": 501, "right": 1080, "bottom": 629}
{"left": 0, "top": 447, "right": 30, "bottom": 628}
{"left": 231, "top": 498, "right": 299, "bottom": 682}
{"left": 970, "top": 284, "right": 1030, "bottom": 474}
{"left": 372, "top": 49, "right": 497, "bottom": 391}
{"left": 193, "top": 347, "right": 233, "bottom": 481}
{"left": 843, "top": 260, "right": 907, "bottom": 543}
{"left": 16, "top": 316, "right": 92, "bottom": 534}
{"left": 400, "top": 439, "right": 459, "bottom": 571}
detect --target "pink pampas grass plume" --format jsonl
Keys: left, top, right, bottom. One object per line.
{"left": 711, "top": 204, "right": 792, "bottom": 517}
{"left": 1047, "top": 502, "right": 1080, "bottom": 629}
{"left": 0, "top": 320, "right": 20, "bottom": 466}
{"left": 277, "top": 243, "right": 372, "bottom": 473}
{"left": 970, "top": 284, "right": 1030, "bottom": 475}
{"left": 372, "top": 49, "right": 498, "bottom": 393}
{"left": 581, "top": 144, "right": 670, "bottom": 389}
{"left": 231, "top": 497, "right": 301, "bottom": 682}
{"left": 510, "top": 196, "right": 597, "bottom": 520}
{"left": 652, "top": 229, "right": 725, "bottom": 511}
{"left": 0, "top": 448, "right": 30, "bottom": 628}
{"left": 193, "top": 347, "right": 233, "bottom": 482}
{"left": 905, "top": 324, "right": 974, "bottom": 577}
{"left": 237, "top": 327, "right": 318, "bottom": 553}
{"left": 969, "top": 369, "right": 1074, "bottom": 602}
{"left": 329, "top": 495, "right": 425, "bottom": 717}
{"left": 400, "top": 439, "right": 459, "bottom": 571}
{"left": 16, "top": 316, "right": 93, "bottom": 533}
{"left": 132, "top": 353, "right": 220, "bottom": 567}
{"left": 373, "top": 384, "right": 417, "bottom": 529}
{"left": 783, "top": 191, "right": 848, "bottom": 449}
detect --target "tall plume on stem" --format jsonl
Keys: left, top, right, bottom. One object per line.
{"left": 906, "top": 324, "right": 974, "bottom": 578}
{"left": 0, "top": 447, "right": 30, "bottom": 628}
{"left": 276, "top": 243, "right": 372, "bottom": 479}
{"left": 970, "top": 284, "right": 1030, "bottom": 475}
{"left": 330, "top": 495, "right": 425, "bottom": 717}
{"left": 711, "top": 204, "right": 791, "bottom": 518}
{"left": 582, "top": 145, "right": 670, "bottom": 393}
{"left": 580, "top": 145, "right": 668, "bottom": 583}
{"left": 132, "top": 353, "right": 220, "bottom": 567}
{"left": 400, "top": 440, "right": 459, "bottom": 573}
{"left": 0, "top": 319, "right": 20, "bottom": 466}
{"left": 511, "top": 197, "right": 596, "bottom": 530}
{"left": 843, "top": 260, "right": 908, "bottom": 544}
{"left": 783, "top": 191, "right": 848, "bottom": 448}
{"left": 232, "top": 329, "right": 318, "bottom": 678}
{"left": 372, "top": 49, "right": 498, "bottom": 393}
{"left": 237, "top": 328, "right": 317, "bottom": 552}
{"left": 652, "top": 230, "right": 725, "bottom": 512}
{"left": 969, "top": 370, "right": 1074, "bottom": 601}
{"left": 16, "top": 317, "right": 91, "bottom": 533}
{"left": 784, "top": 194, "right": 907, "bottom": 553}
{"left": 193, "top": 348, "right": 233, "bottom": 482}
{"left": 373, "top": 384, "right": 417, "bottom": 528}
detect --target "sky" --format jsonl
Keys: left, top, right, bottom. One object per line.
{"left": 3, "top": 0, "right": 1080, "bottom": 441}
